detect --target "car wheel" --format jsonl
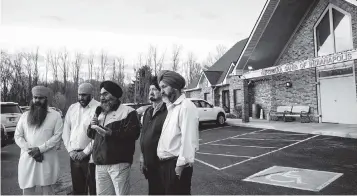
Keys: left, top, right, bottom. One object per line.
{"left": 216, "top": 113, "right": 225, "bottom": 125}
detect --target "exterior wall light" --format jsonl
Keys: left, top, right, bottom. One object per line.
{"left": 286, "top": 82, "right": 292, "bottom": 88}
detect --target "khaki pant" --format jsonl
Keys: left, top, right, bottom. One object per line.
{"left": 96, "top": 163, "right": 131, "bottom": 195}
{"left": 23, "top": 185, "right": 54, "bottom": 195}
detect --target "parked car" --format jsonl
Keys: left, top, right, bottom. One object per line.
{"left": 1, "top": 102, "right": 23, "bottom": 138}
{"left": 20, "top": 106, "right": 30, "bottom": 112}
{"left": 188, "top": 98, "right": 226, "bottom": 125}
{"left": 1, "top": 124, "right": 9, "bottom": 147}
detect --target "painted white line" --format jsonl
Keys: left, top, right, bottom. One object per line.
{"left": 194, "top": 158, "right": 221, "bottom": 170}
{"left": 231, "top": 138, "right": 300, "bottom": 142}
{"left": 200, "top": 126, "right": 232, "bottom": 133}
{"left": 201, "top": 129, "right": 267, "bottom": 145}
{"left": 219, "top": 135, "right": 319, "bottom": 170}
{"left": 197, "top": 152, "right": 252, "bottom": 158}
{"left": 208, "top": 143, "right": 277, "bottom": 149}
{"left": 316, "top": 173, "right": 343, "bottom": 191}
{"left": 248, "top": 132, "right": 310, "bottom": 136}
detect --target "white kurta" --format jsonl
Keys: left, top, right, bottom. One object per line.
{"left": 14, "top": 108, "right": 63, "bottom": 189}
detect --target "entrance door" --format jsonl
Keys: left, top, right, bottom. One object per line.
{"left": 222, "top": 90, "right": 230, "bottom": 113}
{"left": 320, "top": 75, "right": 357, "bottom": 124}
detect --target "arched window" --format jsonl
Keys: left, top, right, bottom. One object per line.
{"left": 314, "top": 4, "right": 353, "bottom": 57}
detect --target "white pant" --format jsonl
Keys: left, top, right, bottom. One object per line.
{"left": 96, "top": 163, "right": 131, "bottom": 195}
{"left": 23, "top": 185, "right": 54, "bottom": 195}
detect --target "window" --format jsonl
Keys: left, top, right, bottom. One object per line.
{"left": 314, "top": 5, "right": 353, "bottom": 57}
{"left": 204, "top": 93, "right": 209, "bottom": 101}
{"left": 199, "top": 100, "right": 212, "bottom": 108}
{"left": 192, "top": 100, "right": 202, "bottom": 108}
{"left": 233, "top": 89, "right": 241, "bottom": 107}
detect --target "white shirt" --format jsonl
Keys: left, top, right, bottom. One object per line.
{"left": 62, "top": 99, "right": 100, "bottom": 155}
{"left": 157, "top": 94, "right": 199, "bottom": 167}
{"left": 15, "top": 108, "right": 63, "bottom": 189}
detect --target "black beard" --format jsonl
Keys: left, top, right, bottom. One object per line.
{"left": 101, "top": 99, "right": 119, "bottom": 113}
{"left": 27, "top": 100, "right": 48, "bottom": 127}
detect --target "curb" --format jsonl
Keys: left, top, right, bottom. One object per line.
{"left": 226, "top": 119, "right": 357, "bottom": 139}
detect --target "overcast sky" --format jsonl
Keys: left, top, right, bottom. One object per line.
{"left": 0, "top": 0, "right": 266, "bottom": 80}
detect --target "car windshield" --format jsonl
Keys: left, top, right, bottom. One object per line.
{"left": 1, "top": 105, "right": 22, "bottom": 114}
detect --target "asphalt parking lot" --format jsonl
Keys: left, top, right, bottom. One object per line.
{"left": 191, "top": 125, "right": 357, "bottom": 195}
{"left": 2, "top": 124, "right": 357, "bottom": 195}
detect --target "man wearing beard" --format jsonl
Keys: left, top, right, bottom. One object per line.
{"left": 87, "top": 81, "right": 141, "bottom": 195}
{"left": 140, "top": 76, "right": 167, "bottom": 195}
{"left": 14, "top": 86, "right": 63, "bottom": 195}
{"left": 62, "top": 83, "right": 100, "bottom": 195}
{"left": 157, "top": 70, "right": 199, "bottom": 195}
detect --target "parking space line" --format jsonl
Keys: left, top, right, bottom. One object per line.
{"left": 200, "top": 126, "right": 232, "bottom": 132}
{"left": 201, "top": 129, "right": 267, "bottom": 145}
{"left": 231, "top": 138, "right": 301, "bottom": 142}
{"left": 195, "top": 158, "right": 221, "bottom": 170}
{"left": 197, "top": 152, "right": 252, "bottom": 158}
{"left": 208, "top": 143, "right": 277, "bottom": 149}
{"left": 219, "top": 135, "right": 319, "bottom": 170}
{"left": 248, "top": 132, "right": 310, "bottom": 135}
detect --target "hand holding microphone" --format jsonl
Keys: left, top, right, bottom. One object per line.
{"left": 91, "top": 106, "right": 112, "bottom": 136}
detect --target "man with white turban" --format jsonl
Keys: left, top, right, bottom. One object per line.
{"left": 15, "top": 86, "right": 63, "bottom": 195}
{"left": 62, "top": 83, "right": 100, "bottom": 195}
{"left": 156, "top": 70, "right": 199, "bottom": 194}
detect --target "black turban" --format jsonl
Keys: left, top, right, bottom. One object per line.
{"left": 100, "top": 81, "right": 123, "bottom": 98}
{"left": 150, "top": 76, "right": 160, "bottom": 90}
{"left": 157, "top": 70, "right": 186, "bottom": 90}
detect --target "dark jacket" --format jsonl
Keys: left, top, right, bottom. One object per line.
{"left": 87, "top": 104, "right": 140, "bottom": 165}
{"left": 140, "top": 103, "right": 167, "bottom": 168}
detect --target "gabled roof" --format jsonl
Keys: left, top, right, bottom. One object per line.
{"left": 232, "top": 0, "right": 317, "bottom": 72}
{"left": 203, "top": 71, "right": 222, "bottom": 85}
{"left": 185, "top": 38, "right": 248, "bottom": 90}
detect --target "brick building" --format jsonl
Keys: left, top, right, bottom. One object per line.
{"left": 185, "top": 0, "right": 357, "bottom": 124}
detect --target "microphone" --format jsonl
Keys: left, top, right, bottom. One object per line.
{"left": 95, "top": 106, "right": 102, "bottom": 117}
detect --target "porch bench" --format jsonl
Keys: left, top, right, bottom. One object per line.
{"left": 284, "top": 106, "right": 310, "bottom": 123}
{"left": 269, "top": 106, "right": 292, "bottom": 121}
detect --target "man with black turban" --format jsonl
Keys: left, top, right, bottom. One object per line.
{"left": 140, "top": 76, "right": 167, "bottom": 195}
{"left": 87, "top": 80, "right": 141, "bottom": 195}
{"left": 156, "top": 70, "right": 199, "bottom": 194}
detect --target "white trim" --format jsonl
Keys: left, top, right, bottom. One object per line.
{"left": 313, "top": 4, "right": 354, "bottom": 57}
{"left": 273, "top": 1, "right": 316, "bottom": 66}
{"left": 243, "top": 49, "right": 357, "bottom": 79}
{"left": 344, "top": 0, "right": 357, "bottom": 6}
{"left": 220, "top": 0, "right": 272, "bottom": 85}
{"left": 240, "top": 1, "right": 280, "bottom": 72}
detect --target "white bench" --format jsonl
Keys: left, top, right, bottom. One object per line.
{"left": 269, "top": 106, "right": 292, "bottom": 121}
{"left": 284, "top": 106, "right": 310, "bottom": 123}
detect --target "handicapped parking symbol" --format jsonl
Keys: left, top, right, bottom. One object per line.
{"left": 265, "top": 170, "right": 306, "bottom": 184}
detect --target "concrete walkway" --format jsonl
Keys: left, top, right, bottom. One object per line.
{"left": 226, "top": 118, "right": 357, "bottom": 139}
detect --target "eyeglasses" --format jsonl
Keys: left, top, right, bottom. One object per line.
{"left": 33, "top": 96, "right": 46, "bottom": 100}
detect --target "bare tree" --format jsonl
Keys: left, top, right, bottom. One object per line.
{"left": 111, "top": 58, "right": 116, "bottom": 81}
{"left": 184, "top": 52, "right": 202, "bottom": 85}
{"left": 87, "top": 53, "right": 94, "bottom": 81}
{"left": 72, "top": 52, "right": 83, "bottom": 87}
{"left": 116, "top": 57, "right": 125, "bottom": 86}
{"left": 49, "top": 50, "right": 60, "bottom": 92}
{"left": 137, "top": 53, "right": 144, "bottom": 68}
{"left": 0, "top": 51, "right": 14, "bottom": 101}
{"left": 31, "top": 47, "right": 40, "bottom": 86}
{"left": 100, "top": 50, "right": 109, "bottom": 80}
{"left": 204, "top": 44, "right": 228, "bottom": 67}
{"left": 171, "top": 44, "right": 182, "bottom": 72}
{"left": 147, "top": 45, "right": 166, "bottom": 75}
{"left": 59, "top": 49, "right": 70, "bottom": 93}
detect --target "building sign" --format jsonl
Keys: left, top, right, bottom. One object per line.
{"left": 244, "top": 49, "right": 357, "bottom": 79}
{"left": 243, "top": 166, "right": 343, "bottom": 192}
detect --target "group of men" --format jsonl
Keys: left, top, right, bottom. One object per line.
{"left": 14, "top": 70, "right": 200, "bottom": 195}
